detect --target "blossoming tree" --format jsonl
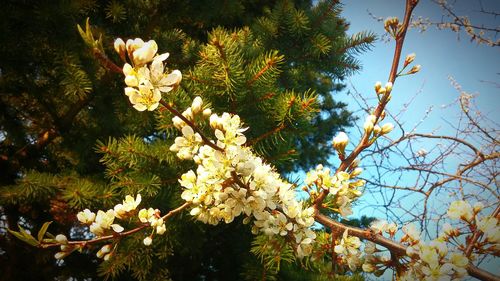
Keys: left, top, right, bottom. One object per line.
{"left": 3, "top": 0, "right": 499, "bottom": 280}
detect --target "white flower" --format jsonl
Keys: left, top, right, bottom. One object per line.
{"left": 143, "top": 236, "right": 152, "bottom": 246}
{"left": 477, "top": 216, "right": 499, "bottom": 243}
{"left": 124, "top": 83, "right": 162, "bottom": 111}
{"left": 449, "top": 252, "right": 468, "bottom": 268}
{"left": 334, "top": 230, "right": 361, "bottom": 256}
{"left": 332, "top": 132, "right": 349, "bottom": 153}
{"left": 139, "top": 55, "right": 182, "bottom": 93}
{"left": 126, "top": 38, "right": 144, "bottom": 55}
{"left": 132, "top": 40, "right": 158, "bottom": 66}
{"left": 402, "top": 223, "right": 421, "bottom": 242}
{"left": 77, "top": 209, "right": 96, "bottom": 224}
{"left": 447, "top": 200, "right": 473, "bottom": 221}
{"left": 169, "top": 125, "right": 203, "bottom": 160}
{"left": 362, "top": 262, "right": 376, "bottom": 272}
{"left": 114, "top": 194, "right": 141, "bottom": 219}
{"left": 364, "top": 241, "right": 376, "bottom": 254}
{"left": 191, "top": 96, "right": 203, "bottom": 114}
{"left": 381, "top": 123, "right": 394, "bottom": 134}
{"left": 114, "top": 38, "right": 125, "bottom": 55}
{"left": 89, "top": 209, "right": 116, "bottom": 236}
{"left": 370, "top": 220, "right": 388, "bottom": 234}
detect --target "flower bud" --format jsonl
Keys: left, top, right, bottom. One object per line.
{"left": 384, "top": 17, "right": 399, "bottom": 33}
{"left": 103, "top": 253, "right": 113, "bottom": 261}
{"left": 350, "top": 167, "right": 363, "bottom": 178}
{"left": 374, "top": 81, "right": 382, "bottom": 93}
{"left": 55, "top": 234, "right": 68, "bottom": 244}
{"left": 366, "top": 115, "right": 377, "bottom": 124}
{"left": 191, "top": 96, "right": 203, "bottom": 114}
{"left": 172, "top": 116, "right": 186, "bottom": 130}
{"left": 54, "top": 252, "right": 66, "bottom": 260}
{"left": 126, "top": 38, "right": 144, "bottom": 56}
{"left": 209, "top": 114, "right": 219, "bottom": 129}
{"left": 114, "top": 38, "right": 126, "bottom": 57}
{"left": 156, "top": 224, "right": 167, "bottom": 235}
{"left": 133, "top": 40, "right": 158, "bottom": 66}
{"left": 380, "top": 110, "right": 386, "bottom": 121}
{"left": 364, "top": 121, "right": 374, "bottom": 134}
{"left": 408, "top": 64, "right": 421, "bottom": 74}
{"left": 202, "top": 108, "right": 212, "bottom": 118}
{"left": 362, "top": 263, "right": 376, "bottom": 273}
{"left": 182, "top": 108, "right": 193, "bottom": 121}
{"left": 473, "top": 202, "right": 484, "bottom": 213}
{"left": 381, "top": 123, "right": 394, "bottom": 134}
{"left": 385, "top": 82, "right": 393, "bottom": 93}
{"left": 100, "top": 244, "right": 112, "bottom": 254}
{"left": 332, "top": 132, "right": 349, "bottom": 154}
{"left": 404, "top": 53, "right": 416, "bottom": 67}
{"left": 143, "top": 236, "right": 153, "bottom": 246}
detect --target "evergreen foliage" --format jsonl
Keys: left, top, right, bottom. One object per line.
{"left": 0, "top": 0, "right": 374, "bottom": 280}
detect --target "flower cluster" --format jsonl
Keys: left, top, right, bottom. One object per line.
{"left": 364, "top": 113, "right": 394, "bottom": 137}
{"left": 138, "top": 207, "right": 167, "bottom": 245}
{"left": 360, "top": 220, "right": 470, "bottom": 280}
{"left": 77, "top": 194, "right": 141, "bottom": 237}
{"left": 334, "top": 230, "right": 362, "bottom": 270}
{"left": 170, "top": 97, "right": 317, "bottom": 258}
{"left": 384, "top": 17, "right": 400, "bottom": 37}
{"left": 114, "top": 38, "right": 182, "bottom": 111}
{"left": 447, "top": 200, "right": 499, "bottom": 245}
{"left": 53, "top": 194, "right": 171, "bottom": 260}
{"left": 304, "top": 164, "right": 364, "bottom": 218}
{"left": 402, "top": 226, "right": 469, "bottom": 281}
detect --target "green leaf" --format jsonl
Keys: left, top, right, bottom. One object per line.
{"left": 37, "top": 221, "right": 52, "bottom": 242}
{"left": 8, "top": 227, "right": 39, "bottom": 247}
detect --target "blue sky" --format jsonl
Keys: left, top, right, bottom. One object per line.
{"left": 340, "top": 0, "right": 499, "bottom": 131}
{"left": 305, "top": 1, "right": 499, "bottom": 223}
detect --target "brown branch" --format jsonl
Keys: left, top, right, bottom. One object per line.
{"left": 314, "top": 212, "right": 406, "bottom": 256}
{"left": 92, "top": 48, "right": 123, "bottom": 74}
{"left": 409, "top": 133, "right": 484, "bottom": 158}
{"left": 315, "top": 211, "right": 500, "bottom": 281}
{"left": 314, "top": 0, "right": 419, "bottom": 208}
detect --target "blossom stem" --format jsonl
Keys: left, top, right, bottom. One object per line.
{"left": 92, "top": 48, "right": 123, "bottom": 74}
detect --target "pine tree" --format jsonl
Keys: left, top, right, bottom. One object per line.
{"left": 0, "top": 0, "right": 374, "bottom": 280}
